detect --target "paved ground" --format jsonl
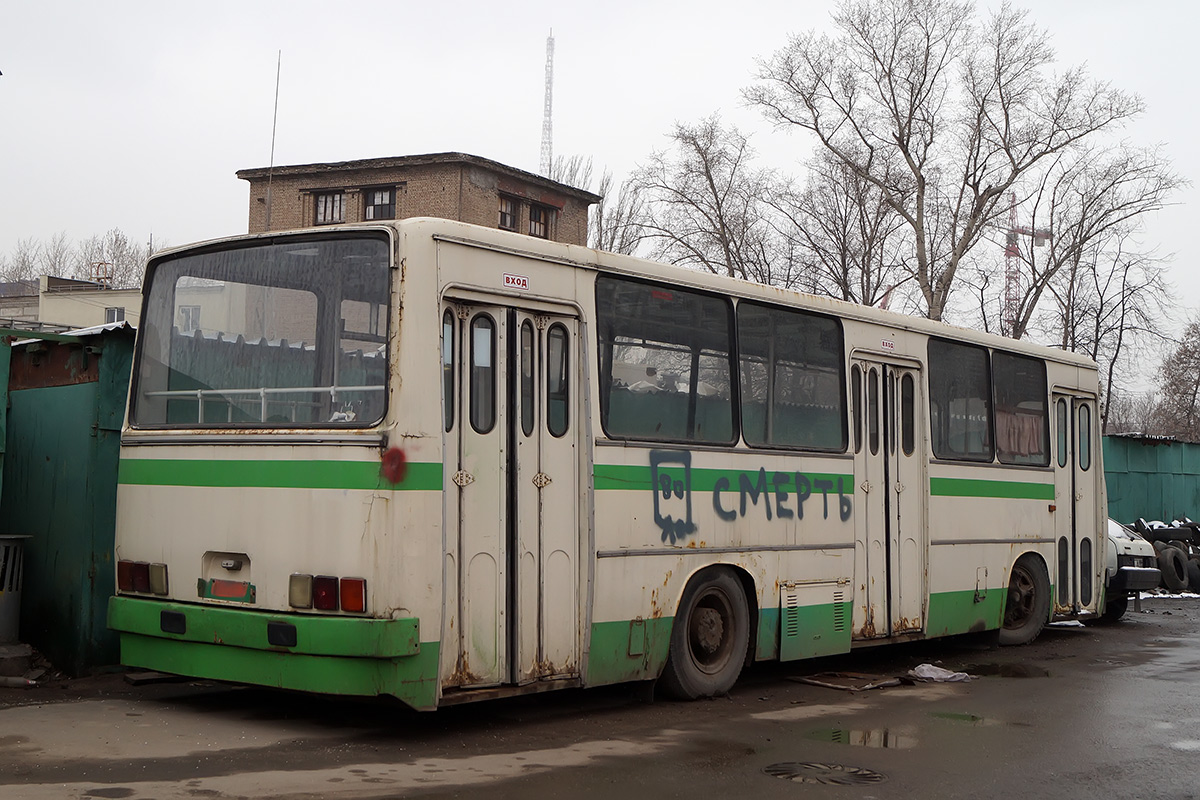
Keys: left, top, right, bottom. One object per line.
{"left": 2, "top": 595, "right": 1198, "bottom": 800}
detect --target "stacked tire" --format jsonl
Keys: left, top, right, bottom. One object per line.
{"left": 1153, "top": 540, "right": 1194, "bottom": 593}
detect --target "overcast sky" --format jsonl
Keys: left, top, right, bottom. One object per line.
{"left": 2, "top": 1, "right": 1195, "bottom": 331}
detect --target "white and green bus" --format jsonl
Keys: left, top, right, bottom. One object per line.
{"left": 108, "top": 217, "right": 1105, "bottom": 710}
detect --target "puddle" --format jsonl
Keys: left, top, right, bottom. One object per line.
{"left": 764, "top": 762, "right": 887, "bottom": 785}
{"left": 929, "top": 712, "right": 985, "bottom": 724}
{"left": 804, "top": 727, "right": 915, "bottom": 749}
{"left": 961, "top": 662, "right": 1050, "bottom": 678}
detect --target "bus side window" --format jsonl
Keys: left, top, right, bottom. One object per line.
{"left": 901, "top": 372, "right": 915, "bottom": 456}
{"left": 470, "top": 315, "right": 496, "bottom": 434}
{"left": 521, "top": 320, "right": 535, "bottom": 437}
{"left": 868, "top": 368, "right": 880, "bottom": 456}
{"left": 1079, "top": 404, "right": 1091, "bottom": 471}
{"left": 1056, "top": 398, "right": 1068, "bottom": 467}
{"left": 547, "top": 324, "right": 569, "bottom": 437}
{"left": 851, "top": 365, "right": 862, "bottom": 454}
{"left": 443, "top": 309, "right": 455, "bottom": 432}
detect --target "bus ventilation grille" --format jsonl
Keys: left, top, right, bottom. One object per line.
{"left": 832, "top": 590, "right": 846, "bottom": 632}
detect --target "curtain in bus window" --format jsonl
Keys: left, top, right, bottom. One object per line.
{"left": 992, "top": 351, "right": 1049, "bottom": 466}
{"left": 928, "top": 339, "right": 994, "bottom": 461}
{"left": 736, "top": 302, "right": 846, "bottom": 451}
{"left": 596, "top": 276, "right": 734, "bottom": 443}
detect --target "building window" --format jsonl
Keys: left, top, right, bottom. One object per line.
{"left": 179, "top": 305, "right": 201, "bottom": 334}
{"left": 315, "top": 192, "right": 345, "bottom": 225}
{"left": 499, "top": 196, "right": 518, "bottom": 231}
{"left": 529, "top": 204, "right": 553, "bottom": 238}
{"left": 364, "top": 188, "right": 395, "bottom": 220}
{"left": 105, "top": 307, "right": 125, "bottom": 323}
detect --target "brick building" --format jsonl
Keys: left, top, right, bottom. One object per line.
{"left": 237, "top": 152, "right": 601, "bottom": 245}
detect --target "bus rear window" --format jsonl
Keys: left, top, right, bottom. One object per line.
{"left": 131, "top": 235, "right": 390, "bottom": 428}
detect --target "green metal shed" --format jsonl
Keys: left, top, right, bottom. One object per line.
{"left": 0, "top": 324, "right": 134, "bottom": 675}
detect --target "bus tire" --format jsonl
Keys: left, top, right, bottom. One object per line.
{"left": 659, "top": 569, "right": 750, "bottom": 700}
{"left": 999, "top": 557, "right": 1050, "bottom": 646}
{"left": 1095, "top": 593, "right": 1129, "bottom": 624}
{"left": 1158, "top": 547, "right": 1189, "bottom": 593}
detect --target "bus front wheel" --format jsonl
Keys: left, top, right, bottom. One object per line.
{"left": 999, "top": 557, "right": 1050, "bottom": 646}
{"left": 659, "top": 569, "right": 750, "bottom": 699}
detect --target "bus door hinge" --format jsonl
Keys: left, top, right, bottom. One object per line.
{"left": 532, "top": 472, "right": 552, "bottom": 488}
{"left": 452, "top": 470, "right": 475, "bottom": 487}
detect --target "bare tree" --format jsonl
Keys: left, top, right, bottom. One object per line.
{"left": 1041, "top": 228, "right": 1171, "bottom": 433}
{"left": 589, "top": 170, "right": 646, "bottom": 255}
{"left": 550, "top": 154, "right": 594, "bottom": 192}
{"left": 551, "top": 154, "right": 645, "bottom": 255}
{"left": 973, "top": 146, "right": 1183, "bottom": 340}
{"left": 1, "top": 237, "right": 42, "bottom": 282}
{"left": 633, "top": 115, "right": 791, "bottom": 286}
{"left": 768, "top": 148, "right": 911, "bottom": 304}
{"left": 1151, "top": 320, "right": 1200, "bottom": 441}
{"left": 747, "top": 0, "right": 1143, "bottom": 321}
{"left": 1104, "top": 388, "right": 1161, "bottom": 437}
{"left": 75, "top": 229, "right": 148, "bottom": 289}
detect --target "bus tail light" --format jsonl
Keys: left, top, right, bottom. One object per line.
{"left": 289, "top": 573, "right": 367, "bottom": 613}
{"left": 312, "top": 575, "right": 340, "bottom": 611}
{"left": 148, "top": 563, "right": 169, "bottom": 595}
{"left": 117, "top": 560, "right": 168, "bottom": 595}
{"left": 288, "top": 574, "right": 313, "bottom": 609}
{"left": 340, "top": 578, "right": 366, "bottom": 613}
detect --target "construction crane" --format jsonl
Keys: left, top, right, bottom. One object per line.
{"left": 1002, "top": 192, "right": 1051, "bottom": 337}
{"left": 539, "top": 31, "right": 555, "bottom": 177}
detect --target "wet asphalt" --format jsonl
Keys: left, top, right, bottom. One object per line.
{"left": 1, "top": 595, "right": 1197, "bottom": 800}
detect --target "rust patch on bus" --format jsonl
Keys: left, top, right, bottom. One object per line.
{"left": 650, "top": 587, "right": 664, "bottom": 618}
{"left": 858, "top": 607, "right": 876, "bottom": 639}
{"left": 446, "top": 656, "right": 480, "bottom": 687}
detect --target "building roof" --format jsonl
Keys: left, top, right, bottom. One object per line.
{"left": 236, "top": 151, "right": 602, "bottom": 204}
{"left": 0, "top": 279, "right": 38, "bottom": 298}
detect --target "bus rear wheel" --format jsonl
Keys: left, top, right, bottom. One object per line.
{"left": 660, "top": 569, "right": 750, "bottom": 699}
{"left": 1000, "top": 557, "right": 1050, "bottom": 646}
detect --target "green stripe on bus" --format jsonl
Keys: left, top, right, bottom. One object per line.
{"left": 117, "top": 458, "right": 443, "bottom": 491}
{"left": 594, "top": 464, "right": 853, "bottom": 492}
{"left": 926, "top": 589, "right": 1006, "bottom": 636}
{"left": 929, "top": 477, "right": 1055, "bottom": 500}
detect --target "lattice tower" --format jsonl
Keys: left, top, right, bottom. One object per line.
{"left": 540, "top": 31, "right": 555, "bottom": 177}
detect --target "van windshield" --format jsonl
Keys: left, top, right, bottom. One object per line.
{"left": 130, "top": 234, "right": 391, "bottom": 428}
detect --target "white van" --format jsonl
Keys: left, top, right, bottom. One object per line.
{"left": 1100, "top": 519, "right": 1161, "bottom": 622}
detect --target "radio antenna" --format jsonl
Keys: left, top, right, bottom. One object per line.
{"left": 265, "top": 50, "right": 282, "bottom": 231}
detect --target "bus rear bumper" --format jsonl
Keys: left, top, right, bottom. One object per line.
{"left": 107, "top": 596, "right": 440, "bottom": 711}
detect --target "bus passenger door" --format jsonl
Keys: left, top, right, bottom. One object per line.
{"left": 851, "top": 358, "right": 926, "bottom": 640}
{"left": 512, "top": 311, "right": 580, "bottom": 684}
{"left": 1052, "top": 393, "right": 1100, "bottom": 615}
{"left": 443, "top": 300, "right": 580, "bottom": 692}
{"left": 445, "top": 304, "right": 508, "bottom": 688}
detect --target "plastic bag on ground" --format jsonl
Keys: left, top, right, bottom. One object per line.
{"left": 908, "top": 663, "right": 972, "bottom": 682}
